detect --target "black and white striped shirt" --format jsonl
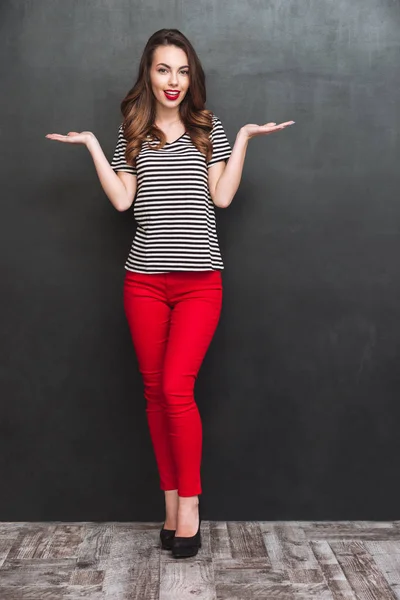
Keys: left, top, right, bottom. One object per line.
{"left": 110, "top": 114, "right": 232, "bottom": 273}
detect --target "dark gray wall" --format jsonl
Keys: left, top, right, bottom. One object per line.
{"left": 1, "top": 0, "right": 400, "bottom": 521}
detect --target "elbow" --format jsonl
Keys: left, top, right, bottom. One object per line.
{"left": 213, "top": 196, "right": 232, "bottom": 209}
{"left": 116, "top": 203, "right": 129, "bottom": 212}
{"left": 115, "top": 196, "right": 134, "bottom": 212}
{"left": 212, "top": 187, "right": 235, "bottom": 208}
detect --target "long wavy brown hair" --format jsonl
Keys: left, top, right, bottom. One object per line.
{"left": 119, "top": 29, "right": 214, "bottom": 167}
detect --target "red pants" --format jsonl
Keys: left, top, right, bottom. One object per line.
{"left": 123, "top": 269, "right": 223, "bottom": 497}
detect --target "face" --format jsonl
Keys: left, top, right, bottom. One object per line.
{"left": 149, "top": 45, "right": 190, "bottom": 110}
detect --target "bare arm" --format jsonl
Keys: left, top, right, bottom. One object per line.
{"left": 208, "top": 130, "right": 249, "bottom": 209}
{"left": 208, "top": 120, "right": 295, "bottom": 209}
{"left": 86, "top": 134, "right": 137, "bottom": 212}
{"left": 45, "top": 130, "right": 137, "bottom": 212}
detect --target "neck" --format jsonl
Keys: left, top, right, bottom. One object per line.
{"left": 154, "top": 103, "right": 181, "bottom": 125}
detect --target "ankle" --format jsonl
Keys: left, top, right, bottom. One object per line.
{"left": 178, "top": 494, "right": 198, "bottom": 503}
{"left": 164, "top": 489, "right": 179, "bottom": 528}
{"left": 178, "top": 495, "right": 199, "bottom": 514}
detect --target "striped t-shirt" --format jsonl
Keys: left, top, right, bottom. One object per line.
{"left": 110, "top": 114, "right": 232, "bottom": 273}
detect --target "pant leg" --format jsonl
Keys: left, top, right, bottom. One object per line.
{"left": 123, "top": 271, "right": 178, "bottom": 491}
{"left": 162, "top": 270, "right": 223, "bottom": 497}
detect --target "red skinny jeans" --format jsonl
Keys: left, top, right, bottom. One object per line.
{"left": 123, "top": 269, "right": 223, "bottom": 497}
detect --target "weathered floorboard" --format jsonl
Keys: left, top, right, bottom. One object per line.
{"left": 0, "top": 520, "right": 399, "bottom": 599}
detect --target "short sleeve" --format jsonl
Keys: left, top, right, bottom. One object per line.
{"left": 110, "top": 124, "right": 137, "bottom": 175}
{"left": 207, "top": 115, "right": 232, "bottom": 168}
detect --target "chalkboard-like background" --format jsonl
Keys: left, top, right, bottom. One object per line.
{"left": 1, "top": 0, "right": 399, "bottom": 521}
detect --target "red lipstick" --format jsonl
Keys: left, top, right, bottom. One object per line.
{"left": 164, "top": 90, "right": 180, "bottom": 101}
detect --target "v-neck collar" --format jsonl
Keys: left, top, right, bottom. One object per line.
{"left": 165, "top": 131, "right": 188, "bottom": 145}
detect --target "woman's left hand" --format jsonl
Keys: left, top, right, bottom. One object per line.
{"left": 240, "top": 121, "right": 295, "bottom": 140}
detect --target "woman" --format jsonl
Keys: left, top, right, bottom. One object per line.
{"left": 46, "top": 28, "right": 294, "bottom": 559}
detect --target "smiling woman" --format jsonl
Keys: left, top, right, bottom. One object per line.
{"left": 154, "top": 59, "right": 189, "bottom": 104}
{"left": 150, "top": 47, "right": 191, "bottom": 138}
{"left": 152, "top": 51, "right": 190, "bottom": 105}
{"left": 120, "top": 32, "right": 213, "bottom": 160}
{"left": 44, "top": 26, "right": 294, "bottom": 562}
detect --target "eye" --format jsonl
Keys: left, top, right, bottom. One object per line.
{"left": 157, "top": 68, "right": 189, "bottom": 75}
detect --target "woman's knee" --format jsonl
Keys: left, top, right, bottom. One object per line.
{"left": 142, "top": 371, "right": 165, "bottom": 405}
{"left": 162, "top": 375, "right": 195, "bottom": 407}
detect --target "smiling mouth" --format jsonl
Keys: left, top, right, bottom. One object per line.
{"left": 164, "top": 90, "right": 180, "bottom": 100}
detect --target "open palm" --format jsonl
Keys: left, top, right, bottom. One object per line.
{"left": 242, "top": 121, "right": 295, "bottom": 140}
{"left": 45, "top": 131, "right": 94, "bottom": 145}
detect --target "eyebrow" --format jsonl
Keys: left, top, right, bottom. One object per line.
{"left": 156, "top": 63, "right": 189, "bottom": 69}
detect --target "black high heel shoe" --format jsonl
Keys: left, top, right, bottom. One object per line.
{"left": 172, "top": 515, "right": 202, "bottom": 559}
{"left": 160, "top": 524, "right": 176, "bottom": 550}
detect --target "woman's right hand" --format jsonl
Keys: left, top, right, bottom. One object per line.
{"left": 45, "top": 131, "right": 96, "bottom": 146}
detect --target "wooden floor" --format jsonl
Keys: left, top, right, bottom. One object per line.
{"left": 1, "top": 521, "right": 400, "bottom": 599}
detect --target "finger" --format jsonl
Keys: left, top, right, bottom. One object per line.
{"left": 263, "top": 121, "right": 294, "bottom": 129}
{"left": 45, "top": 134, "right": 70, "bottom": 141}
{"left": 263, "top": 121, "right": 295, "bottom": 131}
{"left": 45, "top": 133, "right": 77, "bottom": 141}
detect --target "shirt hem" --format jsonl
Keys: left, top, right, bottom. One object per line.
{"left": 124, "top": 265, "right": 224, "bottom": 274}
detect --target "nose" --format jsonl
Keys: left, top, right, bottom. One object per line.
{"left": 168, "top": 72, "right": 179, "bottom": 86}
